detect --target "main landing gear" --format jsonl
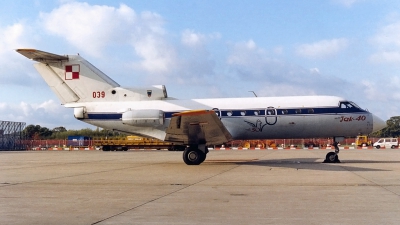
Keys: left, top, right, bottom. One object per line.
{"left": 182, "top": 144, "right": 209, "bottom": 165}
{"left": 324, "top": 139, "right": 341, "bottom": 163}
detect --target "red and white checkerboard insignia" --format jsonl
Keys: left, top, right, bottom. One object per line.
{"left": 65, "top": 65, "right": 80, "bottom": 80}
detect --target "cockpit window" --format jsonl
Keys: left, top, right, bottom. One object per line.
{"left": 339, "top": 101, "right": 360, "bottom": 109}
{"left": 349, "top": 101, "right": 361, "bottom": 109}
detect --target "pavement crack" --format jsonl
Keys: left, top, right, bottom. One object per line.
{"left": 340, "top": 166, "right": 400, "bottom": 197}
{"left": 0, "top": 162, "right": 164, "bottom": 188}
{"left": 91, "top": 164, "right": 241, "bottom": 225}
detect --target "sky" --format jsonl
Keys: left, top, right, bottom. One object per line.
{"left": 1, "top": 0, "right": 400, "bottom": 130}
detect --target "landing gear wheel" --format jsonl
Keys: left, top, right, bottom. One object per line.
{"left": 324, "top": 152, "right": 340, "bottom": 163}
{"left": 183, "top": 147, "right": 206, "bottom": 165}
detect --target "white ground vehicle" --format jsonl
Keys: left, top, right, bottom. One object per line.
{"left": 373, "top": 138, "right": 398, "bottom": 149}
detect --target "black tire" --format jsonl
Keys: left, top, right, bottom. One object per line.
{"left": 324, "top": 152, "right": 339, "bottom": 163}
{"left": 375, "top": 145, "right": 380, "bottom": 149}
{"left": 391, "top": 145, "right": 395, "bottom": 149}
{"left": 102, "top": 146, "right": 110, "bottom": 151}
{"left": 183, "top": 148, "right": 205, "bottom": 165}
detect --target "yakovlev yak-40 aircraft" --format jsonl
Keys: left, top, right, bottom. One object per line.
{"left": 17, "top": 49, "right": 386, "bottom": 165}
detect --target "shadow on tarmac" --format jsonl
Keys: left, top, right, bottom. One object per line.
{"left": 205, "top": 158, "right": 391, "bottom": 172}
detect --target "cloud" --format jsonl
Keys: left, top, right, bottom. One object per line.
{"left": 40, "top": 2, "right": 136, "bottom": 56}
{"left": 0, "top": 22, "right": 39, "bottom": 86}
{"left": 132, "top": 35, "right": 177, "bottom": 74}
{"left": 371, "top": 21, "right": 400, "bottom": 47}
{"left": 0, "top": 100, "right": 89, "bottom": 129}
{"left": 296, "top": 38, "right": 349, "bottom": 58}
{"left": 40, "top": 2, "right": 176, "bottom": 75}
{"left": 181, "top": 29, "right": 221, "bottom": 47}
{"left": 358, "top": 75, "right": 400, "bottom": 119}
{"left": 362, "top": 75, "right": 400, "bottom": 101}
{"left": 369, "top": 51, "right": 400, "bottom": 64}
{"left": 226, "top": 39, "right": 354, "bottom": 97}
{"left": 0, "top": 100, "right": 86, "bottom": 129}
{"left": 38, "top": 2, "right": 225, "bottom": 85}
{"left": 331, "top": 0, "right": 364, "bottom": 7}
{"left": 370, "top": 20, "right": 400, "bottom": 64}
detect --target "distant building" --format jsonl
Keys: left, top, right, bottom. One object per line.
{"left": 67, "top": 136, "right": 92, "bottom": 147}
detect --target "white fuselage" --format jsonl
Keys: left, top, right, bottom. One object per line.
{"left": 67, "top": 95, "right": 379, "bottom": 141}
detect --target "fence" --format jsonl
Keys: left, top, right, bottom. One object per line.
{"left": 0, "top": 121, "right": 26, "bottom": 150}
{"left": 22, "top": 139, "right": 94, "bottom": 149}
{"left": 22, "top": 137, "right": 385, "bottom": 150}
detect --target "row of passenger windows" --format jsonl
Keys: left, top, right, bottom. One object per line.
{"left": 217, "top": 108, "right": 315, "bottom": 116}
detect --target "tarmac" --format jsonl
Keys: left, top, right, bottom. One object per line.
{"left": 1, "top": 149, "right": 400, "bottom": 225}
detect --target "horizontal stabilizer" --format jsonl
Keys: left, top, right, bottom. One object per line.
{"left": 165, "top": 110, "right": 233, "bottom": 145}
{"left": 16, "top": 49, "right": 68, "bottom": 63}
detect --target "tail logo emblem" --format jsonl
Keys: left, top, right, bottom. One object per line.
{"left": 65, "top": 65, "right": 80, "bottom": 80}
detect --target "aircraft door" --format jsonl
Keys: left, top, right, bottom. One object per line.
{"left": 265, "top": 107, "right": 277, "bottom": 125}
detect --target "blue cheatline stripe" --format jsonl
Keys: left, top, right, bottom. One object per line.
{"left": 86, "top": 107, "right": 368, "bottom": 120}
{"left": 87, "top": 113, "right": 122, "bottom": 120}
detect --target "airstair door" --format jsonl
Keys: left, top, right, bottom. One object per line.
{"left": 265, "top": 107, "right": 277, "bottom": 125}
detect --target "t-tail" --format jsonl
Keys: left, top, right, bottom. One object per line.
{"left": 16, "top": 49, "right": 168, "bottom": 104}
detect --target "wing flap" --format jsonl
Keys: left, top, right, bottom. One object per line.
{"left": 165, "top": 110, "right": 232, "bottom": 145}
{"left": 16, "top": 49, "right": 69, "bottom": 63}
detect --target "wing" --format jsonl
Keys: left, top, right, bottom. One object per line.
{"left": 165, "top": 110, "right": 233, "bottom": 145}
{"left": 16, "top": 49, "right": 69, "bottom": 63}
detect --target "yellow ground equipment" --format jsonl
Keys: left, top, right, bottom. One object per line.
{"left": 355, "top": 135, "right": 372, "bottom": 147}
{"left": 94, "top": 136, "right": 174, "bottom": 151}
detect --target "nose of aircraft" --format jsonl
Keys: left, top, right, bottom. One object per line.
{"left": 372, "top": 114, "right": 386, "bottom": 133}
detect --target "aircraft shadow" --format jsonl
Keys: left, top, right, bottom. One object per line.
{"left": 207, "top": 158, "right": 391, "bottom": 172}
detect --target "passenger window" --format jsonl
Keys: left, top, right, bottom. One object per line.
{"left": 282, "top": 109, "right": 288, "bottom": 115}
{"left": 254, "top": 110, "right": 260, "bottom": 116}
{"left": 295, "top": 109, "right": 301, "bottom": 114}
{"left": 240, "top": 111, "right": 246, "bottom": 116}
{"left": 266, "top": 108, "right": 276, "bottom": 116}
{"left": 308, "top": 109, "right": 314, "bottom": 113}
{"left": 227, "top": 111, "right": 233, "bottom": 116}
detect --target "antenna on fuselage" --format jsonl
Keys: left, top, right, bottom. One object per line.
{"left": 249, "top": 91, "right": 258, "bottom": 97}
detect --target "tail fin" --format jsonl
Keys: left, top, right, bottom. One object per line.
{"left": 16, "top": 49, "right": 120, "bottom": 104}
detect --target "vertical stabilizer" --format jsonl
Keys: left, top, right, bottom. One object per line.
{"left": 16, "top": 49, "right": 120, "bottom": 104}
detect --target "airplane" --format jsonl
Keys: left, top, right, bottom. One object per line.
{"left": 16, "top": 49, "right": 387, "bottom": 165}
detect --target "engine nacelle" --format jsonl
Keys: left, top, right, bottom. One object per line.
{"left": 122, "top": 109, "right": 164, "bottom": 127}
{"left": 74, "top": 107, "right": 85, "bottom": 119}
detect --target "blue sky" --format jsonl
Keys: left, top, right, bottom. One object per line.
{"left": 1, "top": 0, "right": 400, "bottom": 129}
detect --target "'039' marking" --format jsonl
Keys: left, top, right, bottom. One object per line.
{"left": 92, "top": 91, "right": 105, "bottom": 98}
{"left": 339, "top": 115, "right": 366, "bottom": 122}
